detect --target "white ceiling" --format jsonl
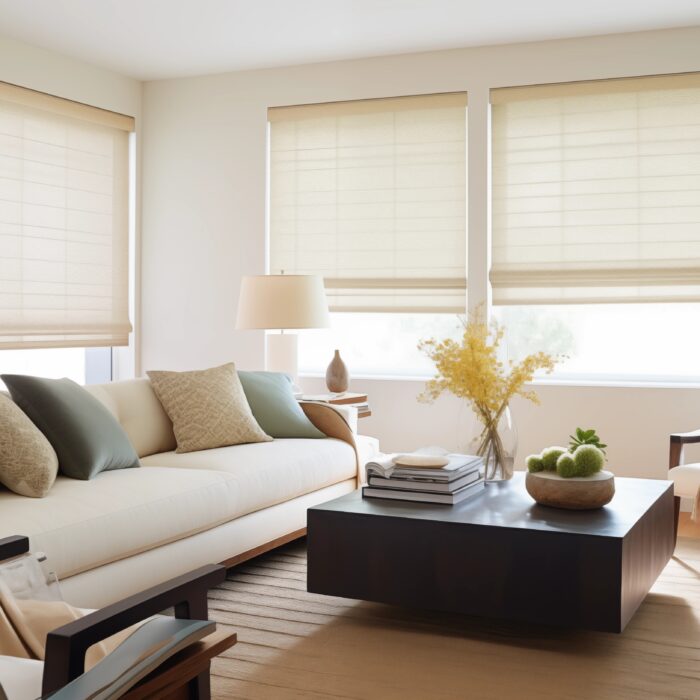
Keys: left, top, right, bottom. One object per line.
{"left": 1, "top": 0, "right": 699, "bottom": 81}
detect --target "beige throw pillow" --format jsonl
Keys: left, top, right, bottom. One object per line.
{"left": 147, "top": 363, "right": 272, "bottom": 453}
{"left": 0, "top": 394, "right": 58, "bottom": 497}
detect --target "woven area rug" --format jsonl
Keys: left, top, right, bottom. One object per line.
{"left": 209, "top": 538, "right": 700, "bottom": 699}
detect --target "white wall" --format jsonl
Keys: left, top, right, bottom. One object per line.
{"left": 300, "top": 376, "right": 700, "bottom": 482}
{"left": 141, "top": 27, "right": 700, "bottom": 482}
{"left": 0, "top": 38, "right": 143, "bottom": 378}
{"left": 0, "top": 38, "right": 140, "bottom": 116}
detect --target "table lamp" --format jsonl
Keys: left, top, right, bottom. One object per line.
{"left": 235, "top": 274, "right": 330, "bottom": 381}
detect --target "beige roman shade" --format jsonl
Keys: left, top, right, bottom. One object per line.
{"left": 491, "top": 73, "right": 700, "bottom": 304}
{"left": 268, "top": 93, "right": 467, "bottom": 312}
{"left": 0, "top": 81, "right": 134, "bottom": 348}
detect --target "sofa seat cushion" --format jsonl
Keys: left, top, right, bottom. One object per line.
{"left": 0, "top": 440, "right": 357, "bottom": 581}
{"left": 141, "top": 438, "right": 357, "bottom": 510}
{"left": 0, "top": 467, "right": 241, "bottom": 579}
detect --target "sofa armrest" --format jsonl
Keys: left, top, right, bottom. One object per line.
{"left": 300, "top": 401, "right": 356, "bottom": 443}
{"left": 300, "top": 401, "right": 361, "bottom": 484}
{"left": 42, "top": 564, "right": 225, "bottom": 696}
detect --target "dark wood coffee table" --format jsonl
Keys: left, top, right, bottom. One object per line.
{"left": 307, "top": 473, "right": 674, "bottom": 632}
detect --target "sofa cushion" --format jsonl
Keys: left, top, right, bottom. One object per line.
{"left": 0, "top": 440, "right": 356, "bottom": 580}
{"left": 147, "top": 363, "right": 271, "bottom": 453}
{"left": 238, "top": 371, "right": 325, "bottom": 439}
{"left": 0, "top": 394, "right": 58, "bottom": 497}
{"left": 0, "top": 467, "right": 240, "bottom": 579}
{"left": 85, "top": 379, "right": 176, "bottom": 458}
{"left": 1, "top": 375, "right": 140, "bottom": 480}
{"left": 141, "top": 438, "right": 356, "bottom": 512}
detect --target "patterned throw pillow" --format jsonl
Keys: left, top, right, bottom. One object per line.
{"left": 147, "top": 363, "right": 272, "bottom": 453}
{"left": 0, "top": 394, "right": 58, "bottom": 497}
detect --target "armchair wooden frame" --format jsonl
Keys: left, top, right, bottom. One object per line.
{"left": 669, "top": 429, "right": 700, "bottom": 540}
{"left": 0, "top": 536, "right": 232, "bottom": 700}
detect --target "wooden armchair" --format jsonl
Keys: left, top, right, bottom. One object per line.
{"left": 669, "top": 429, "right": 700, "bottom": 539}
{"left": 0, "top": 536, "right": 235, "bottom": 700}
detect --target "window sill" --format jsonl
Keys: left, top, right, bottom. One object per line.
{"left": 299, "top": 372, "right": 700, "bottom": 390}
{"left": 527, "top": 377, "right": 700, "bottom": 390}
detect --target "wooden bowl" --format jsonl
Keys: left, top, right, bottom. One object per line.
{"left": 525, "top": 470, "right": 615, "bottom": 510}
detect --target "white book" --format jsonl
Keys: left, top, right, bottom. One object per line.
{"left": 368, "top": 469, "right": 482, "bottom": 493}
{"left": 363, "top": 478, "right": 485, "bottom": 505}
{"left": 366, "top": 453, "right": 483, "bottom": 482}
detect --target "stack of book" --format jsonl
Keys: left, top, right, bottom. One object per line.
{"left": 362, "top": 453, "right": 484, "bottom": 505}
{"left": 299, "top": 392, "right": 371, "bottom": 418}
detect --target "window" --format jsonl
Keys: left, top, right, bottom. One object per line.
{"left": 0, "top": 81, "right": 134, "bottom": 350}
{"left": 268, "top": 93, "right": 467, "bottom": 313}
{"left": 491, "top": 74, "right": 700, "bottom": 305}
{"left": 493, "top": 304, "right": 700, "bottom": 383}
{"left": 490, "top": 74, "right": 700, "bottom": 382}
{"left": 270, "top": 76, "right": 700, "bottom": 382}
{"left": 0, "top": 346, "right": 111, "bottom": 388}
{"left": 298, "top": 312, "right": 464, "bottom": 378}
{"left": 268, "top": 93, "right": 467, "bottom": 376}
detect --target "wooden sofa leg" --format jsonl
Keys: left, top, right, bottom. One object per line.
{"left": 674, "top": 495, "right": 681, "bottom": 543}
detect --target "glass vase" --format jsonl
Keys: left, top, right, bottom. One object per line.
{"left": 459, "top": 404, "right": 518, "bottom": 481}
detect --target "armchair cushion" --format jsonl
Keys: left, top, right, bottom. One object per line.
{"left": 0, "top": 595, "right": 135, "bottom": 668}
{"left": 669, "top": 463, "right": 700, "bottom": 520}
{"left": 0, "top": 656, "right": 43, "bottom": 700}
{"left": 669, "top": 463, "right": 700, "bottom": 499}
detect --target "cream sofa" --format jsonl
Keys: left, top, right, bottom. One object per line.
{"left": 0, "top": 378, "right": 378, "bottom": 609}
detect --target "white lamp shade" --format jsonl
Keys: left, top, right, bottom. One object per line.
{"left": 236, "top": 275, "right": 330, "bottom": 330}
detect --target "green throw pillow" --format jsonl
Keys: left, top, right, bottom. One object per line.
{"left": 1, "top": 375, "right": 140, "bottom": 480}
{"left": 238, "top": 371, "right": 325, "bottom": 439}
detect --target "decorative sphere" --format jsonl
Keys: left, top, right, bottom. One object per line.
{"left": 573, "top": 445, "right": 605, "bottom": 476}
{"left": 541, "top": 446, "right": 567, "bottom": 471}
{"left": 556, "top": 452, "right": 577, "bottom": 478}
{"left": 526, "top": 455, "right": 545, "bottom": 473}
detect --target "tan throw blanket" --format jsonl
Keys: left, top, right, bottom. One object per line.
{"left": 0, "top": 583, "right": 135, "bottom": 670}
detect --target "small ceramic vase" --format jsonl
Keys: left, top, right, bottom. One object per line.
{"left": 326, "top": 350, "right": 349, "bottom": 392}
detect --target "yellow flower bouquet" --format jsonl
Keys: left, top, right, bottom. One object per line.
{"left": 419, "top": 315, "right": 561, "bottom": 480}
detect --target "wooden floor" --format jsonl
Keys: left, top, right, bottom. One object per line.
{"left": 209, "top": 532, "right": 700, "bottom": 700}
{"left": 679, "top": 512, "right": 700, "bottom": 538}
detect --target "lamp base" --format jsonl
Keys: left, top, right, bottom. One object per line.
{"left": 266, "top": 333, "right": 298, "bottom": 382}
